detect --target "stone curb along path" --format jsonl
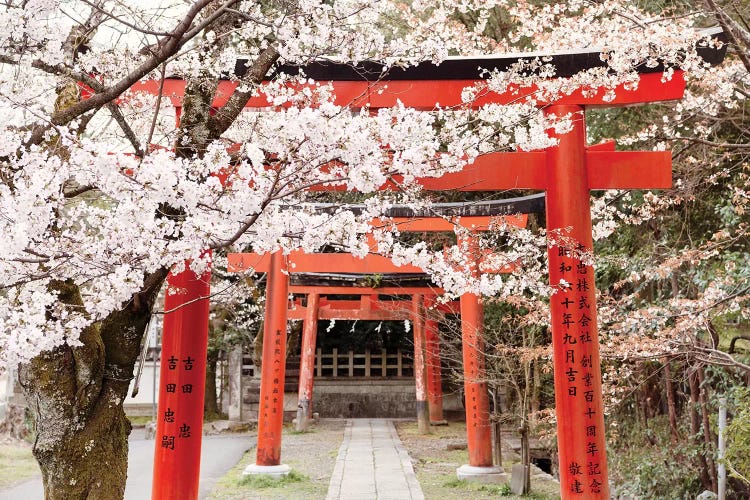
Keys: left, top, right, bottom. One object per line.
{"left": 326, "top": 419, "right": 425, "bottom": 500}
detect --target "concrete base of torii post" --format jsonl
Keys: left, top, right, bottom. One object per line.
{"left": 456, "top": 464, "right": 509, "bottom": 484}
{"left": 243, "top": 464, "right": 292, "bottom": 478}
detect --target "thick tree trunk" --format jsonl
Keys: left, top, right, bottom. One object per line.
{"left": 689, "top": 368, "right": 713, "bottom": 491}
{"left": 530, "top": 359, "right": 540, "bottom": 427}
{"left": 636, "top": 364, "right": 648, "bottom": 427}
{"left": 697, "top": 367, "right": 718, "bottom": 492}
{"left": 663, "top": 361, "right": 680, "bottom": 442}
{"left": 18, "top": 271, "right": 167, "bottom": 500}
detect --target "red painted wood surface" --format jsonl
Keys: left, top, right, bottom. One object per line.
{"left": 298, "top": 293, "right": 319, "bottom": 420}
{"left": 255, "top": 251, "right": 290, "bottom": 466}
{"left": 287, "top": 297, "right": 459, "bottom": 321}
{"left": 228, "top": 251, "right": 425, "bottom": 274}
{"left": 459, "top": 237, "right": 494, "bottom": 467}
{"left": 299, "top": 149, "right": 669, "bottom": 192}
{"left": 152, "top": 260, "right": 211, "bottom": 500}
{"left": 289, "top": 285, "right": 443, "bottom": 295}
{"left": 228, "top": 250, "right": 519, "bottom": 275}
{"left": 545, "top": 105, "right": 609, "bottom": 498}
{"left": 424, "top": 296, "right": 445, "bottom": 423}
{"left": 124, "top": 71, "right": 685, "bottom": 110}
{"left": 370, "top": 214, "right": 527, "bottom": 232}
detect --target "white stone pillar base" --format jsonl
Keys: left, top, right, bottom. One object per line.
{"left": 456, "top": 464, "right": 509, "bottom": 484}
{"left": 243, "top": 463, "right": 291, "bottom": 478}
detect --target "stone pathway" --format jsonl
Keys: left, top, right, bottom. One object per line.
{"left": 326, "top": 419, "right": 424, "bottom": 500}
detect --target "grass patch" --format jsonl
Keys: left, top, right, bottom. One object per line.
{"left": 443, "top": 478, "right": 557, "bottom": 499}
{"left": 237, "top": 470, "right": 307, "bottom": 489}
{"left": 126, "top": 415, "right": 153, "bottom": 426}
{"left": 209, "top": 451, "right": 326, "bottom": 500}
{"left": 0, "top": 443, "right": 40, "bottom": 488}
{"left": 288, "top": 428, "right": 313, "bottom": 435}
{"left": 444, "top": 478, "right": 512, "bottom": 495}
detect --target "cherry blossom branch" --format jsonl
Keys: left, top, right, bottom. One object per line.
{"left": 206, "top": 45, "right": 281, "bottom": 138}
{"left": 676, "top": 136, "right": 750, "bottom": 149}
{"left": 77, "top": 0, "right": 175, "bottom": 37}
{"left": 705, "top": 0, "right": 750, "bottom": 73}
{"left": 145, "top": 63, "right": 168, "bottom": 154}
{"left": 29, "top": 0, "right": 219, "bottom": 140}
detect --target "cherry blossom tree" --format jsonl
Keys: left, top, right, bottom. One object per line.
{"left": 0, "top": 0, "right": 739, "bottom": 498}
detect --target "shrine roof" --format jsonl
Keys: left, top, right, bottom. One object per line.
{"left": 309, "top": 192, "right": 545, "bottom": 217}
{"left": 233, "top": 27, "right": 726, "bottom": 82}
{"left": 290, "top": 272, "right": 436, "bottom": 288}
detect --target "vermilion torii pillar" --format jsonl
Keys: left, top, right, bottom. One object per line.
{"left": 456, "top": 236, "right": 506, "bottom": 481}
{"left": 296, "top": 292, "right": 319, "bottom": 431}
{"left": 423, "top": 296, "right": 447, "bottom": 425}
{"left": 243, "top": 251, "right": 292, "bottom": 477}
{"left": 544, "top": 105, "right": 608, "bottom": 496}
{"left": 152, "top": 261, "right": 211, "bottom": 500}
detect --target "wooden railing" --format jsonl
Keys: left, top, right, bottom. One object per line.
{"left": 316, "top": 348, "right": 413, "bottom": 378}
{"left": 242, "top": 348, "right": 413, "bottom": 378}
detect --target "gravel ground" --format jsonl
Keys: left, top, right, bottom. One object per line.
{"left": 395, "top": 421, "right": 561, "bottom": 500}
{"left": 209, "top": 419, "right": 347, "bottom": 500}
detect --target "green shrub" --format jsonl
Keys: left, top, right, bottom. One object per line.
{"left": 726, "top": 388, "right": 750, "bottom": 485}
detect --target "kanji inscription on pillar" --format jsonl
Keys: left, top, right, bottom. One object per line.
{"left": 549, "top": 240, "right": 607, "bottom": 496}
{"left": 158, "top": 355, "right": 198, "bottom": 453}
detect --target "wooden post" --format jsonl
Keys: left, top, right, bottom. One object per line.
{"left": 424, "top": 296, "right": 446, "bottom": 425}
{"left": 152, "top": 259, "right": 211, "bottom": 500}
{"left": 457, "top": 238, "right": 506, "bottom": 482}
{"left": 412, "top": 294, "right": 430, "bottom": 434}
{"left": 244, "top": 251, "right": 291, "bottom": 477}
{"left": 227, "top": 347, "right": 243, "bottom": 422}
{"left": 545, "top": 105, "right": 608, "bottom": 498}
{"left": 296, "top": 293, "right": 319, "bottom": 431}
{"left": 460, "top": 288, "right": 492, "bottom": 466}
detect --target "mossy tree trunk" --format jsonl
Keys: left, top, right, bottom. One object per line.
{"left": 18, "top": 270, "right": 167, "bottom": 500}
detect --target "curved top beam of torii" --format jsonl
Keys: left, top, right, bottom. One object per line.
{"left": 310, "top": 192, "right": 545, "bottom": 217}
{"left": 128, "top": 28, "right": 726, "bottom": 110}
{"left": 237, "top": 27, "right": 725, "bottom": 81}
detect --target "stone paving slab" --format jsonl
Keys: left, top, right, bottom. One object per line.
{"left": 327, "top": 419, "right": 424, "bottom": 500}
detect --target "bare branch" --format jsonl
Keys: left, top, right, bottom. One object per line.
{"left": 145, "top": 64, "right": 168, "bottom": 153}
{"left": 105, "top": 102, "right": 145, "bottom": 156}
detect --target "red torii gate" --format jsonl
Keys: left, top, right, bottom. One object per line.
{"left": 146, "top": 35, "right": 726, "bottom": 500}
{"left": 287, "top": 289, "right": 453, "bottom": 427}
{"left": 228, "top": 210, "right": 524, "bottom": 442}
